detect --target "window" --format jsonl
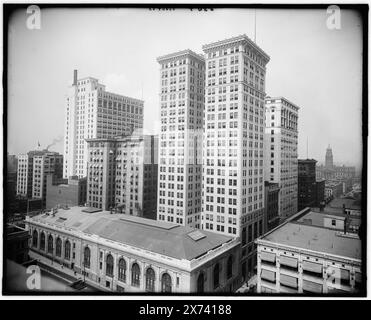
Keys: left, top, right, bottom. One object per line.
{"left": 241, "top": 227, "right": 246, "bottom": 246}
{"left": 131, "top": 263, "right": 140, "bottom": 287}
{"left": 32, "top": 230, "right": 38, "bottom": 248}
{"left": 56, "top": 237, "right": 62, "bottom": 257}
{"left": 332, "top": 219, "right": 336, "bottom": 226}
{"left": 118, "top": 258, "right": 126, "bottom": 282}
{"left": 227, "top": 256, "right": 233, "bottom": 279}
{"left": 47, "top": 235, "right": 53, "bottom": 254}
{"left": 40, "top": 232, "right": 45, "bottom": 251}
{"left": 106, "top": 254, "right": 114, "bottom": 277}
{"left": 197, "top": 272, "right": 204, "bottom": 293}
{"left": 213, "top": 263, "right": 220, "bottom": 289}
{"left": 64, "top": 240, "right": 71, "bottom": 260}
{"left": 161, "top": 273, "right": 172, "bottom": 293}
{"left": 146, "top": 268, "right": 155, "bottom": 292}
{"left": 84, "top": 247, "right": 91, "bottom": 268}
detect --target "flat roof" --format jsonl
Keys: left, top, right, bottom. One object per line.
{"left": 157, "top": 49, "right": 205, "bottom": 63}
{"left": 329, "top": 198, "right": 361, "bottom": 210}
{"left": 260, "top": 211, "right": 361, "bottom": 261}
{"left": 28, "top": 207, "right": 235, "bottom": 261}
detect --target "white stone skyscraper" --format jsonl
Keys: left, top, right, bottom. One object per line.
{"left": 63, "top": 70, "right": 144, "bottom": 178}
{"left": 264, "top": 96, "right": 299, "bottom": 220}
{"left": 156, "top": 50, "right": 205, "bottom": 228}
{"left": 202, "top": 35, "right": 270, "bottom": 280}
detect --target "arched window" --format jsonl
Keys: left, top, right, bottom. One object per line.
{"left": 106, "top": 254, "right": 114, "bottom": 277}
{"left": 131, "top": 263, "right": 140, "bottom": 287}
{"left": 145, "top": 268, "right": 155, "bottom": 292}
{"left": 40, "top": 232, "right": 45, "bottom": 251}
{"left": 47, "top": 235, "right": 53, "bottom": 254}
{"left": 64, "top": 240, "right": 71, "bottom": 260}
{"left": 213, "top": 263, "right": 220, "bottom": 289}
{"left": 32, "top": 230, "right": 38, "bottom": 248}
{"left": 197, "top": 272, "right": 204, "bottom": 293}
{"left": 84, "top": 247, "right": 91, "bottom": 268}
{"left": 118, "top": 258, "right": 126, "bottom": 282}
{"left": 227, "top": 256, "right": 233, "bottom": 279}
{"left": 56, "top": 237, "right": 62, "bottom": 257}
{"left": 161, "top": 273, "right": 172, "bottom": 293}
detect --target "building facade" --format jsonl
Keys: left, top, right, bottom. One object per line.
{"left": 17, "top": 150, "right": 63, "bottom": 207}
{"left": 26, "top": 207, "right": 241, "bottom": 293}
{"left": 86, "top": 134, "right": 158, "bottom": 219}
{"left": 264, "top": 181, "right": 280, "bottom": 231}
{"left": 201, "top": 34, "right": 270, "bottom": 281}
{"left": 256, "top": 208, "right": 362, "bottom": 294}
{"left": 156, "top": 50, "right": 205, "bottom": 227}
{"left": 325, "top": 145, "right": 334, "bottom": 169}
{"left": 46, "top": 175, "right": 87, "bottom": 209}
{"left": 63, "top": 70, "right": 144, "bottom": 179}
{"left": 265, "top": 96, "right": 299, "bottom": 220}
{"left": 298, "top": 159, "right": 317, "bottom": 210}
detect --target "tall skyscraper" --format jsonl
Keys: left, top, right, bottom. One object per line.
{"left": 63, "top": 70, "right": 144, "bottom": 179}
{"left": 156, "top": 50, "right": 205, "bottom": 227}
{"left": 325, "top": 145, "right": 334, "bottom": 169}
{"left": 202, "top": 34, "right": 270, "bottom": 280}
{"left": 265, "top": 97, "right": 299, "bottom": 219}
{"left": 86, "top": 134, "right": 158, "bottom": 219}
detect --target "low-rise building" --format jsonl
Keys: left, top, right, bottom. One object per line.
{"left": 25, "top": 206, "right": 241, "bottom": 293}
{"left": 5, "top": 223, "right": 30, "bottom": 264}
{"left": 256, "top": 208, "right": 362, "bottom": 294}
{"left": 46, "top": 175, "right": 87, "bottom": 209}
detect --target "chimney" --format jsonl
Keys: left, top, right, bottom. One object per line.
{"left": 73, "top": 70, "right": 78, "bottom": 85}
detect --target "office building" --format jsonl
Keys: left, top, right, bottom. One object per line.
{"left": 325, "top": 145, "right": 334, "bottom": 169}
{"left": 17, "top": 150, "right": 63, "bottom": 207}
{"left": 63, "top": 70, "right": 144, "bottom": 179}
{"left": 156, "top": 50, "right": 205, "bottom": 227}
{"left": 265, "top": 96, "right": 299, "bottom": 219}
{"left": 46, "top": 175, "right": 87, "bottom": 209}
{"left": 201, "top": 34, "right": 270, "bottom": 281}
{"left": 26, "top": 206, "right": 241, "bottom": 293}
{"left": 5, "top": 223, "right": 30, "bottom": 264}
{"left": 86, "top": 134, "right": 158, "bottom": 219}
{"left": 256, "top": 208, "right": 363, "bottom": 294}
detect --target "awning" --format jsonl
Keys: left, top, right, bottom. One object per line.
{"left": 302, "top": 280, "right": 323, "bottom": 293}
{"left": 260, "top": 251, "right": 276, "bottom": 263}
{"left": 280, "top": 256, "right": 298, "bottom": 268}
{"left": 280, "top": 274, "right": 298, "bottom": 288}
{"left": 340, "top": 269, "right": 350, "bottom": 280}
{"left": 302, "top": 261, "right": 323, "bottom": 274}
{"left": 261, "top": 269, "right": 276, "bottom": 282}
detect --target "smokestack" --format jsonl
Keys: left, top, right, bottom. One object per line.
{"left": 73, "top": 70, "right": 78, "bottom": 85}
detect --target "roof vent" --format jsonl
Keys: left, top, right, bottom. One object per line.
{"left": 188, "top": 230, "right": 206, "bottom": 241}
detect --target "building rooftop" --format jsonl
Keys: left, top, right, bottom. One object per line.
{"left": 265, "top": 96, "right": 300, "bottom": 110}
{"left": 258, "top": 209, "right": 361, "bottom": 261}
{"left": 157, "top": 49, "right": 205, "bottom": 63}
{"left": 202, "top": 34, "right": 270, "bottom": 62}
{"left": 28, "top": 207, "right": 235, "bottom": 261}
{"left": 329, "top": 198, "right": 361, "bottom": 211}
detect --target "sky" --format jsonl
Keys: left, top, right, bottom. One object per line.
{"left": 7, "top": 7, "right": 364, "bottom": 168}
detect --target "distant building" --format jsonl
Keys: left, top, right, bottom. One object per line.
{"left": 256, "top": 208, "right": 363, "bottom": 294}
{"left": 328, "top": 198, "right": 362, "bottom": 217}
{"left": 325, "top": 145, "right": 334, "bottom": 169}
{"left": 26, "top": 206, "right": 241, "bottom": 293}
{"left": 86, "top": 134, "right": 158, "bottom": 219}
{"left": 265, "top": 97, "right": 299, "bottom": 220}
{"left": 63, "top": 70, "right": 144, "bottom": 179}
{"left": 5, "top": 223, "right": 30, "bottom": 264}
{"left": 325, "top": 180, "right": 343, "bottom": 201}
{"left": 264, "top": 181, "right": 280, "bottom": 231}
{"left": 46, "top": 175, "right": 87, "bottom": 209}
{"left": 17, "top": 150, "right": 63, "bottom": 207}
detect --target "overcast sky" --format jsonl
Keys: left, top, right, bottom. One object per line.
{"left": 7, "top": 8, "right": 363, "bottom": 168}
